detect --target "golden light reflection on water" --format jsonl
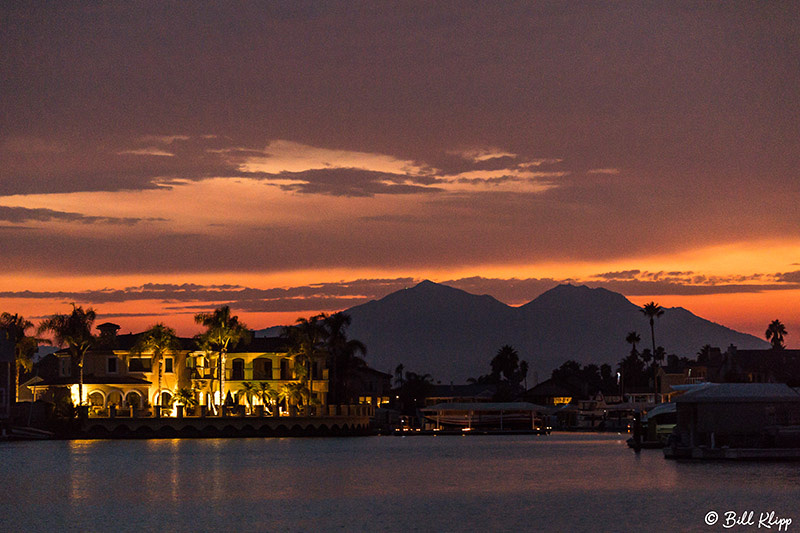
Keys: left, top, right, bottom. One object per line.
{"left": 67, "top": 440, "right": 100, "bottom": 502}
{"left": 4, "top": 433, "right": 799, "bottom": 531}
{"left": 58, "top": 434, "right": 681, "bottom": 507}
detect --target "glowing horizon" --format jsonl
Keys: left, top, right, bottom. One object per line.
{"left": 2, "top": 3, "right": 798, "bottom": 350}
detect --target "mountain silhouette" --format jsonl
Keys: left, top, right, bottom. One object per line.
{"left": 257, "top": 281, "right": 769, "bottom": 383}
{"left": 342, "top": 281, "right": 769, "bottom": 383}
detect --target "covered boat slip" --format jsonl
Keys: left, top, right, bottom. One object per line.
{"left": 421, "top": 402, "right": 550, "bottom": 432}
{"left": 665, "top": 383, "right": 800, "bottom": 460}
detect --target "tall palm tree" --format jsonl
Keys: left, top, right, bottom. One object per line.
{"left": 765, "top": 319, "right": 787, "bottom": 350}
{"left": 282, "top": 315, "right": 327, "bottom": 407}
{"left": 132, "top": 323, "right": 180, "bottom": 411}
{"left": 625, "top": 331, "right": 641, "bottom": 355}
{"left": 1, "top": 312, "right": 48, "bottom": 401}
{"left": 640, "top": 302, "right": 665, "bottom": 356}
{"left": 323, "top": 312, "right": 367, "bottom": 405}
{"left": 38, "top": 304, "right": 96, "bottom": 407}
{"left": 194, "top": 306, "right": 251, "bottom": 412}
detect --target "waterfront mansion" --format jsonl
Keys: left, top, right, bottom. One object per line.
{"left": 28, "top": 322, "right": 328, "bottom": 416}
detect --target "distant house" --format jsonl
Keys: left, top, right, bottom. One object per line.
{"left": 656, "top": 356, "right": 710, "bottom": 402}
{"left": 348, "top": 366, "right": 392, "bottom": 408}
{"left": 718, "top": 346, "right": 800, "bottom": 386}
{"left": 523, "top": 379, "right": 579, "bottom": 407}
{"left": 524, "top": 379, "right": 638, "bottom": 430}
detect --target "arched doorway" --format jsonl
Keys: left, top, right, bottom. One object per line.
{"left": 88, "top": 390, "right": 105, "bottom": 411}
{"left": 159, "top": 390, "right": 173, "bottom": 408}
{"left": 107, "top": 390, "right": 123, "bottom": 409}
{"left": 125, "top": 391, "right": 142, "bottom": 409}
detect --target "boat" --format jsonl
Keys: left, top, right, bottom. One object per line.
{"left": 626, "top": 402, "right": 676, "bottom": 449}
{"left": 1, "top": 425, "right": 55, "bottom": 441}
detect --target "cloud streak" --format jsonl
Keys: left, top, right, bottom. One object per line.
{"left": 3, "top": 274, "right": 799, "bottom": 317}
{"left": 0, "top": 206, "right": 163, "bottom": 226}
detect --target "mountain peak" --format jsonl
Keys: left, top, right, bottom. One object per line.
{"left": 525, "top": 283, "right": 634, "bottom": 310}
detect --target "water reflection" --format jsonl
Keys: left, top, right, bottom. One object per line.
{"left": 3, "top": 433, "right": 800, "bottom": 532}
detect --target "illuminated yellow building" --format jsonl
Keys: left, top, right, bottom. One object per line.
{"left": 30, "top": 325, "right": 328, "bottom": 417}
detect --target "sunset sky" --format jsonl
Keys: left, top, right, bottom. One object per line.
{"left": 2, "top": 3, "right": 798, "bottom": 347}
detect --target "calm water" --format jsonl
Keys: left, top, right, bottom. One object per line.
{"left": 2, "top": 433, "right": 799, "bottom": 532}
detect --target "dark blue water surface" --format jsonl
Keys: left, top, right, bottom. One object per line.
{"left": 2, "top": 433, "right": 799, "bottom": 532}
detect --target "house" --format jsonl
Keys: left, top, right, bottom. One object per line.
{"left": 347, "top": 366, "right": 392, "bottom": 408}
{"left": 718, "top": 346, "right": 800, "bottom": 386}
{"left": 656, "top": 357, "right": 709, "bottom": 402}
{"left": 190, "top": 336, "right": 325, "bottom": 414}
{"left": 28, "top": 325, "right": 330, "bottom": 417}
{"left": 523, "top": 378, "right": 578, "bottom": 406}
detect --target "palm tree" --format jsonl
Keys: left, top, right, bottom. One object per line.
{"left": 282, "top": 315, "right": 327, "bottom": 408}
{"left": 239, "top": 382, "right": 257, "bottom": 413}
{"left": 132, "top": 324, "right": 180, "bottom": 412}
{"left": 396, "top": 371, "right": 433, "bottom": 415}
{"left": 173, "top": 386, "right": 198, "bottom": 409}
{"left": 696, "top": 344, "right": 713, "bottom": 363}
{"left": 279, "top": 381, "right": 306, "bottom": 414}
{"left": 765, "top": 319, "right": 787, "bottom": 350}
{"left": 257, "top": 381, "right": 279, "bottom": 415}
{"left": 1, "top": 312, "right": 48, "bottom": 401}
{"left": 194, "top": 306, "right": 251, "bottom": 413}
{"left": 394, "top": 364, "right": 405, "bottom": 387}
{"left": 625, "top": 331, "right": 641, "bottom": 355}
{"left": 640, "top": 302, "right": 665, "bottom": 356}
{"left": 323, "top": 312, "right": 367, "bottom": 405}
{"left": 653, "top": 346, "right": 666, "bottom": 365}
{"left": 38, "top": 304, "right": 96, "bottom": 407}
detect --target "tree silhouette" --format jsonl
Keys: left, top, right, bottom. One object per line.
{"left": 1, "top": 312, "right": 48, "bottom": 402}
{"left": 640, "top": 302, "right": 665, "bottom": 355}
{"left": 322, "top": 312, "right": 367, "bottom": 405}
{"left": 765, "top": 319, "right": 787, "bottom": 350}
{"left": 38, "top": 304, "right": 96, "bottom": 407}
{"left": 625, "top": 331, "right": 641, "bottom": 356}
{"left": 696, "top": 344, "right": 713, "bottom": 364}
{"left": 395, "top": 370, "right": 433, "bottom": 415}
